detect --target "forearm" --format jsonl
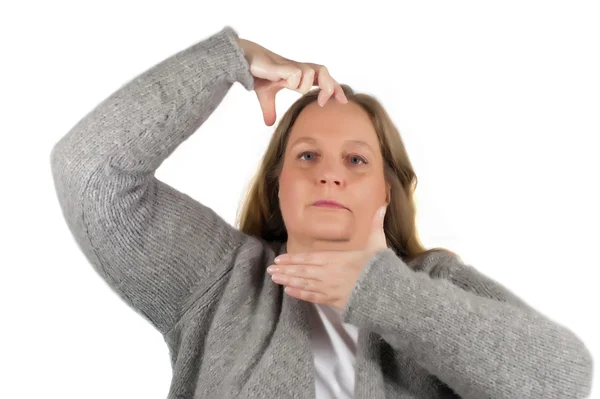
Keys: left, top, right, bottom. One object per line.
{"left": 342, "top": 249, "right": 594, "bottom": 399}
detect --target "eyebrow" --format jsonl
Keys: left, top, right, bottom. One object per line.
{"left": 290, "top": 136, "right": 375, "bottom": 152}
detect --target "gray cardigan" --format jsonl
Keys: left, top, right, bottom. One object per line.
{"left": 50, "top": 26, "right": 593, "bottom": 398}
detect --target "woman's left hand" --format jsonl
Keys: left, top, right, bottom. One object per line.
{"left": 267, "top": 206, "right": 388, "bottom": 311}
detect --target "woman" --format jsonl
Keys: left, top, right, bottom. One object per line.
{"left": 50, "top": 26, "right": 593, "bottom": 398}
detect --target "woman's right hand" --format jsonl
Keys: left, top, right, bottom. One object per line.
{"left": 236, "top": 37, "right": 348, "bottom": 126}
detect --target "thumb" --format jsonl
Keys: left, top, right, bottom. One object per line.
{"left": 255, "top": 80, "right": 285, "bottom": 126}
{"left": 253, "top": 63, "right": 302, "bottom": 126}
{"left": 255, "top": 89, "right": 276, "bottom": 126}
{"left": 367, "top": 205, "right": 388, "bottom": 251}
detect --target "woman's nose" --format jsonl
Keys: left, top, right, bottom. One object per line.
{"left": 320, "top": 176, "right": 341, "bottom": 186}
{"left": 318, "top": 160, "right": 343, "bottom": 186}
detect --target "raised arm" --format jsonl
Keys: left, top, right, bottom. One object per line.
{"left": 50, "top": 26, "right": 256, "bottom": 335}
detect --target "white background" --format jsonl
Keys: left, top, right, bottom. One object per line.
{"left": 2, "top": 0, "right": 598, "bottom": 397}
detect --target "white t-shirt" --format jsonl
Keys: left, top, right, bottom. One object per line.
{"left": 308, "top": 302, "right": 360, "bottom": 398}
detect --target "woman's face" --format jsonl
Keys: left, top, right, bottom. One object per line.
{"left": 278, "top": 100, "right": 390, "bottom": 249}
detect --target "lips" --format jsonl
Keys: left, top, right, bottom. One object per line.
{"left": 312, "top": 200, "right": 347, "bottom": 209}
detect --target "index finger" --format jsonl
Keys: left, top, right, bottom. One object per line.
{"left": 275, "top": 252, "right": 328, "bottom": 265}
{"left": 304, "top": 63, "right": 348, "bottom": 105}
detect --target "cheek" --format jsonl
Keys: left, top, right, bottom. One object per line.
{"left": 350, "top": 175, "right": 387, "bottom": 203}
{"left": 278, "top": 169, "right": 305, "bottom": 213}
{"left": 345, "top": 177, "right": 388, "bottom": 228}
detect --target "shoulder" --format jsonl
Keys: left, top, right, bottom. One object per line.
{"left": 404, "top": 249, "right": 465, "bottom": 278}
{"left": 406, "top": 249, "right": 534, "bottom": 309}
{"left": 232, "top": 234, "right": 279, "bottom": 262}
{"left": 404, "top": 249, "right": 492, "bottom": 295}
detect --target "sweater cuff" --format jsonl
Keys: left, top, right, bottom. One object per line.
{"left": 202, "top": 26, "right": 255, "bottom": 91}
{"left": 340, "top": 248, "right": 411, "bottom": 336}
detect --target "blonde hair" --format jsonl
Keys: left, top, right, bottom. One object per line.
{"left": 235, "top": 84, "right": 456, "bottom": 265}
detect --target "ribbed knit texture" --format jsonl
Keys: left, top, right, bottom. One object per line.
{"left": 50, "top": 26, "right": 594, "bottom": 398}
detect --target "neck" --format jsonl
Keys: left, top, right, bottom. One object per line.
{"left": 283, "top": 235, "right": 362, "bottom": 255}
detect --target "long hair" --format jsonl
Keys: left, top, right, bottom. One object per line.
{"left": 235, "top": 84, "right": 457, "bottom": 265}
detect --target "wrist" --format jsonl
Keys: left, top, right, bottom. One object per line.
{"left": 236, "top": 38, "right": 252, "bottom": 62}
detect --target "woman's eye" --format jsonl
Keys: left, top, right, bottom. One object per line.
{"left": 297, "top": 151, "right": 367, "bottom": 165}
{"left": 298, "top": 151, "right": 316, "bottom": 161}
{"left": 349, "top": 155, "right": 367, "bottom": 165}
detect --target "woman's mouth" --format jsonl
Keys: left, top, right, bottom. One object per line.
{"left": 312, "top": 200, "right": 346, "bottom": 209}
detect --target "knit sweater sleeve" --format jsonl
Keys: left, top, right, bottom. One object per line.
{"left": 49, "top": 26, "right": 255, "bottom": 335}
{"left": 341, "top": 249, "right": 594, "bottom": 399}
